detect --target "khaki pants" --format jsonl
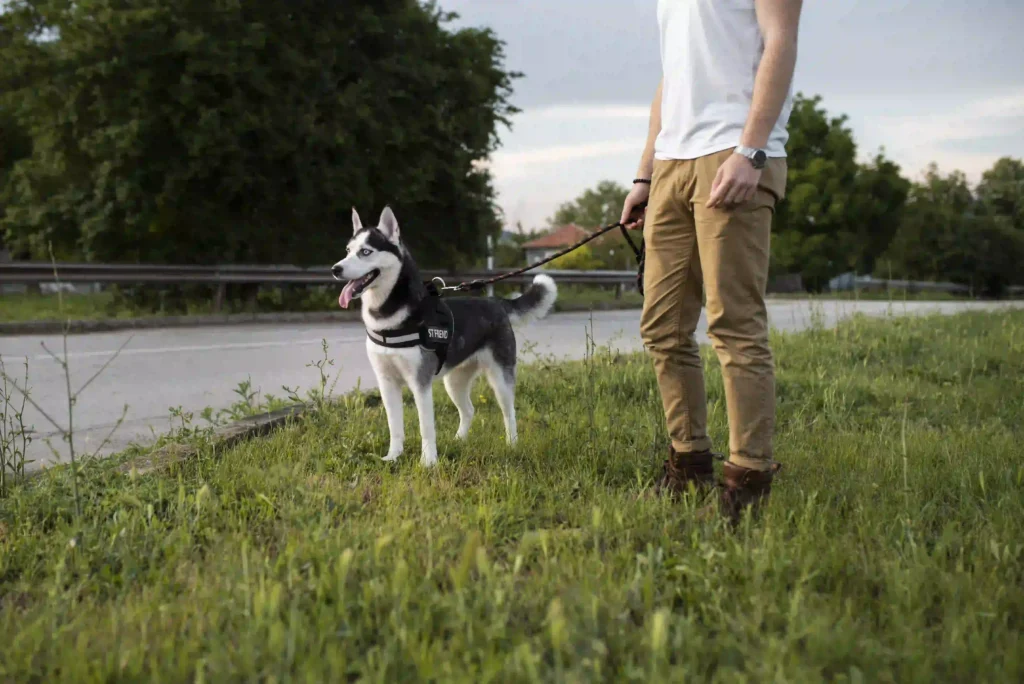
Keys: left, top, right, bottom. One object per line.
{"left": 640, "top": 148, "right": 787, "bottom": 471}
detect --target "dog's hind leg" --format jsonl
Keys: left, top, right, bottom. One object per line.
{"left": 444, "top": 363, "right": 478, "bottom": 440}
{"left": 377, "top": 375, "right": 405, "bottom": 462}
{"left": 484, "top": 362, "right": 517, "bottom": 446}
{"left": 410, "top": 376, "right": 439, "bottom": 467}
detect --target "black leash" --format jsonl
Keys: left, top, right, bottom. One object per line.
{"left": 436, "top": 202, "right": 647, "bottom": 294}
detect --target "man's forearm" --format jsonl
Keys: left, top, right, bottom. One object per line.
{"left": 740, "top": 0, "right": 801, "bottom": 149}
{"left": 636, "top": 79, "right": 663, "bottom": 179}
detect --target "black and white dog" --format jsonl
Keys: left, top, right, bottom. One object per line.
{"left": 332, "top": 206, "right": 557, "bottom": 467}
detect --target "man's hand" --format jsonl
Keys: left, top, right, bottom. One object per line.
{"left": 620, "top": 182, "right": 651, "bottom": 230}
{"left": 706, "top": 153, "right": 761, "bottom": 209}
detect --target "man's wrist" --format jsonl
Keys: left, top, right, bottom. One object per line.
{"left": 635, "top": 149, "right": 654, "bottom": 182}
{"left": 734, "top": 145, "right": 767, "bottom": 170}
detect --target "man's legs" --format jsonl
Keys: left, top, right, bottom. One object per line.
{"left": 639, "top": 159, "right": 714, "bottom": 495}
{"left": 692, "top": 149, "right": 787, "bottom": 522}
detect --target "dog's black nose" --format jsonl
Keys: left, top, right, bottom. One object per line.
{"left": 331, "top": 264, "right": 343, "bottom": 280}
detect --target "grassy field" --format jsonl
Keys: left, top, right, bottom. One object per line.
{"left": 1, "top": 310, "right": 1023, "bottom": 681}
{"left": 0, "top": 290, "right": 221, "bottom": 323}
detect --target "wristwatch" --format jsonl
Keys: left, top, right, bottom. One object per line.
{"left": 735, "top": 145, "right": 767, "bottom": 170}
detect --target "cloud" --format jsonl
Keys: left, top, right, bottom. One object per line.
{"left": 478, "top": 104, "right": 651, "bottom": 180}
{"left": 523, "top": 104, "right": 651, "bottom": 120}
{"left": 872, "top": 90, "right": 1024, "bottom": 145}
{"left": 859, "top": 90, "right": 1024, "bottom": 182}
{"left": 482, "top": 139, "right": 646, "bottom": 179}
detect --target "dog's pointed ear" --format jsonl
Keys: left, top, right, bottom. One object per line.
{"left": 378, "top": 205, "right": 400, "bottom": 244}
{"left": 351, "top": 207, "right": 363, "bottom": 234}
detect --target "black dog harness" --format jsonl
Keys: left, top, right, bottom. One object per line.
{"left": 365, "top": 282, "right": 454, "bottom": 375}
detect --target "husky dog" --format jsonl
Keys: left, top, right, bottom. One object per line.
{"left": 332, "top": 206, "right": 557, "bottom": 467}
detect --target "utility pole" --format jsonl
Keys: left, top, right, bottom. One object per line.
{"left": 486, "top": 234, "right": 494, "bottom": 297}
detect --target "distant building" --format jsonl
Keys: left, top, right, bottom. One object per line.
{"left": 521, "top": 224, "right": 592, "bottom": 265}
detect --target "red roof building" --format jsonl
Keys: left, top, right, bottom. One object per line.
{"left": 521, "top": 224, "right": 593, "bottom": 265}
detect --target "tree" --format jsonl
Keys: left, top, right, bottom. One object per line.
{"left": 878, "top": 163, "right": 1024, "bottom": 297}
{"left": 770, "top": 94, "right": 910, "bottom": 289}
{"left": 844, "top": 152, "right": 912, "bottom": 274}
{"left": 0, "top": 0, "right": 518, "bottom": 270}
{"left": 549, "top": 180, "right": 629, "bottom": 230}
{"left": 976, "top": 156, "right": 1024, "bottom": 232}
{"left": 0, "top": 106, "right": 31, "bottom": 254}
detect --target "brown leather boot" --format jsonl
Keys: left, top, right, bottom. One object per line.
{"left": 653, "top": 447, "right": 716, "bottom": 499}
{"left": 718, "top": 461, "right": 782, "bottom": 526}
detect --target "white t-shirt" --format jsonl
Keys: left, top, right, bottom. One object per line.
{"left": 654, "top": 0, "right": 793, "bottom": 160}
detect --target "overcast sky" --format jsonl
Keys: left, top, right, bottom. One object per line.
{"left": 439, "top": 0, "right": 1024, "bottom": 230}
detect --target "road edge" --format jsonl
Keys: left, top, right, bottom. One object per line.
{"left": 113, "top": 402, "right": 312, "bottom": 476}
{"left": 0, "top": 300, "right": 643, "bottom": 336}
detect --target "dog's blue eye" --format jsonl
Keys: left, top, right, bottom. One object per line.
{"left": 359, "top": 249, "right": 372, "bottom": 257}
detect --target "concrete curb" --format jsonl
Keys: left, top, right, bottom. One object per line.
{"left": 22, "top": 390, "right": 387, "bottom": 483}
{"left": 113, "top": 403, "right": 311, "bottom": 476}
{"left": 0, "top": 301, "right": 643, "bottom": 336}
{"left": 19, "top": 402, "right": 314, "bottom": 483}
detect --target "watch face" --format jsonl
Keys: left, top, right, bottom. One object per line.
{"left": 752, "top": 150, "right": 767, "bottom": 168}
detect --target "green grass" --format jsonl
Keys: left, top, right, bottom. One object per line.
{"left": 2, "top": 310, "right": 1023, "bottom": 681}
{"left": 768, "top": 290, "right": 971, "bottom": 302}
{"left": 551, "top": 284, "right": 644, "bottom": 312}
{"left": 1, "top": 291, "right": 128, "bottom": 322}
{"left": 0, "top": 290, "right": 228, "bottom": 323}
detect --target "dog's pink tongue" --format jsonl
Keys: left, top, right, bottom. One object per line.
{"left": 339, "top": 281, "right": 357, "bottom": 309}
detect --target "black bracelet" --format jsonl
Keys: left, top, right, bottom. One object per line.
{"left": 633, "top": 178, "right": 651, "bottom": 185}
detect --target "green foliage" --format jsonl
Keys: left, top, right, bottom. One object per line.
{"left": 492, "top": 226, "right": 540, "bottom": 268}
{"left": 2, "top": 310, "right": 1023, "bottom": 679}
{"left": 549, "top": 180, "right": 629, "bottom": 229}
{"left": 878, "top": 164, "right": 1024, "bottom": 297}
{"left": 545, "top": 244, "right": 602, "bottom": 271}
{"left": 976, "top": 156, "right": 1024, "bottom": 232}
{"left": 771, "top": 94, "right": 911, "bottom": 289}
{"left": 0, "top": 0, "right": 518, "bottom": 268}
{"left": 492, "top": 241, "right": 525, "bottom": 267}
{"left": 589, "top": 232, "right": 641, "bottom": 271}
{"left": 0, "top": 106, "right": 32, "bottom": 251}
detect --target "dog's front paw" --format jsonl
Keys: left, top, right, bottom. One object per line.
{"left": 381, "top": 451, "right": 401, "bottom": 463}
{"left": 420, "top": 452, "right": 439, "bottom": 468}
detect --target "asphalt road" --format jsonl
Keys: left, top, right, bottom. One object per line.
{"left": 3, "top": 299, "right": 1018, "bottom": 471}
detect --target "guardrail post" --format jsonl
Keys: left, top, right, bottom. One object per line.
{"left": 213, "top": 282, "right": 226, "bottom": 313}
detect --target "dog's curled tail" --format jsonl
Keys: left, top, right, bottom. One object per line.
{"left": 503, "top": 274, "right": 558, "bottom": 325}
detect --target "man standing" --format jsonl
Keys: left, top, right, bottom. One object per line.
{"left": 621, "top": 0, "right": 803, "bottom": 525}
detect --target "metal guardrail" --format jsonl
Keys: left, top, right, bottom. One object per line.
{"left": 828, "top": 272, "right": 971, "bottom": 294}
{"left": 0, "top": 261, "right": 638, "bottom": 287}
{"left": 7, "top": 262, "right": 1016, "bottom": 296}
